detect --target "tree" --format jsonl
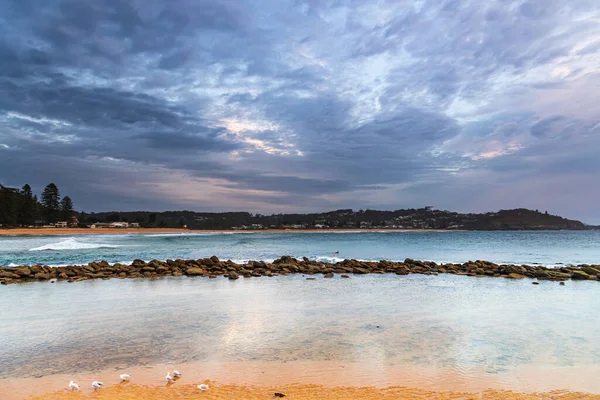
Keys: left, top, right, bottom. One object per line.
{"left": 41, "top": 183, "right": 60, "bottom": 223}
{"left": 60, "top": 196, "right": 74, "bottom": 220}
{"left": 19, "top": 184, "right": 38, "bottom": 226}
{"left": 0, "top": 188, "right": 18, "bottom": 226}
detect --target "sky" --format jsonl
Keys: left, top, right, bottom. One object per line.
{"left": 1, "top": 0, "right": 600, "bottom": 223}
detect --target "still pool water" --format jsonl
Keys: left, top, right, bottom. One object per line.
{"left": 1, "top": 273, "right": 599, "bottom": 391}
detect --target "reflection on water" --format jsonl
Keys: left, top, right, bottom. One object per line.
{"left": 2, "top": 274, "right": 600, "bottom": 389}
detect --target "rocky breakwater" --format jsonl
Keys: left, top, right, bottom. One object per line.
{"left": 1, "top": 256, "right": 600, "bottom": 285}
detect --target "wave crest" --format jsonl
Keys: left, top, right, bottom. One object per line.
{"left": 28, "top": 238, "right": 121, "bottom": 251}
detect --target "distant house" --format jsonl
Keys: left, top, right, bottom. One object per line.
{"left": 68, "top": 216, "right": 79, "bottom": 227}
{"left": 55, "top": 221, "right": 68, "bottom": 228}
{"left": 0, "top": 184, "right": 19, "bottom": 193}
{"left": 109, "top": 222, "right": 129, "bottom": 228}
{"left": 130, "top": 222, "right": 140, "bottom": 228}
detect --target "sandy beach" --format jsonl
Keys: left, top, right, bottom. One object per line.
{"left": 26, "top": 384, "right": 600, "bottom": 400}
{"left": 0, "top": 227, "right": 454, "bottom": 236}
{"left": 4, "top": 360, "right": 600, "bottom": 400}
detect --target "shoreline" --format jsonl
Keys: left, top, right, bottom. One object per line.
{"left": 2, "top": 256, "right": 599, "bottom": 285}
{"left": 0, "top": 227, "right": 460, "bottom": 236}
{"left": 4, "top": 360, "right": 600, "bottom": 400}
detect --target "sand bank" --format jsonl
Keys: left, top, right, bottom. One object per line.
{"left": 4, "top": 360, "right": 600, "bottom": 400}
{"left": 26, "top": 384, "right": 600, "bottom": 400}
{"left": 0, "top": 227, "right": 453, "bottom": 236}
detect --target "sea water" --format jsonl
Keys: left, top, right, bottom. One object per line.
{"left": 1, "top": 230, "right": 600, "bottom": 267}
{"left": 1, "top": 273, "right": 600, "bottom": 392}
{"left": 2, "top": 231, "right": 600, "bottom": 394}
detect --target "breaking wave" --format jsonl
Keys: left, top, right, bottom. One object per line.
{"left": 29, "top": 238, "right": 122, "bottom": 251}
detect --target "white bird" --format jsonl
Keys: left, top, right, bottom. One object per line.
{"left": 92, "top": 381, "right": 103, "bottom": 390}
{"left": 120, "top": 374, "right": 131, "bottom": 381}
{"left": 165, "top": 372, "right": 176, "bottom": 383}
{"left": 68, "top": 380, "right": 80, "bottom": 391}
{"left": 173, "top": 370, "right": 182, "bottom": 377}
{"left": 197, "top": 384, "right": 209, "bottom": 391}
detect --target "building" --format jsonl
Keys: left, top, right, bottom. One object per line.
{"left": 109, "top": 222, "right": 129, "bottom": 228}
{"left": 0, "top": 184, "right": 19, "bottom": 193}
{"left": 55, "top": 221, "right": 68, "bottom": 228}
{"left": 130, "top": 222, "right": 140, "bottom": 227}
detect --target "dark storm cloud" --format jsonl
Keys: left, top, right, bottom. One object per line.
{"left": 1, "top": 0, "right": 600, "bottom": 221}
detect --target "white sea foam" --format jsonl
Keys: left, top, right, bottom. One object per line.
{"left": 313, "top": 256, "right": 347, "bottom": 263}
{"left": 143, "top": 231, "right": 253, "bottom": 237}
{"left": 28, "top": 238, "right": 122, "bottom": 251}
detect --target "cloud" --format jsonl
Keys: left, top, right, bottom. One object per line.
{"left": 1, "top": 0, "right": 600, "bottom": 222}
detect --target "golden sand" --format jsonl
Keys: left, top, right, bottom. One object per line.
{"left": 4, "top": 360, "right": 600, "bottom": 400}
{"left": 27, "top": 383, "right": 600, "bottom": 400}
{"left": 0, "top": 228, "right": 192, "bottom": 236}
{"left": 0, "top": 227, "right": 450, "bottom": 236}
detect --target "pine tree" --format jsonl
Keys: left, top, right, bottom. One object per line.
{"left": 60, "top": 196, "right": 74, "bottom": 221}
{"left": 19, "top": 184, "right": 37, "bottom": 226}
{"left": 0, "top": 188, "right": 18, "bottom": 226}
{"left": 41, "top": 183, "right": 60, "bottom": 223}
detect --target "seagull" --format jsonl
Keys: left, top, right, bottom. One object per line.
{"left": 92, "top": 381, "right": 103, "bottom": 390}
{"left": 68, "top": 380, "right": 80, "bottom": 391}
{"left": 173, "top": 370, "right": 182, "bottom": 377}
{"left": 165, "top": 372, "right": 176, "bottom": 383}
{"left": 197, "top": 383, "right": 209, "bottom": 391}
{"left": 120, "top": 374, "right": 131, "bottom": 381}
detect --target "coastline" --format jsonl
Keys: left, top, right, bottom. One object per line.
{"left": 0, "top": 227, "right": 458, "bottom": 236}
{"left": 4, "top": 360, "right": 600, "bottom": 400}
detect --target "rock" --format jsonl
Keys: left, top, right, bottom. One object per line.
{"left": 532, "top": 281, "right": 539, "bottom": 285}
{"left": 534, "top": 270, "right": 550, "bottom": 278}
{"left": 560, "top": 282, "right": 565, "bottom": 286}
{"left": 185, "top": 268, "right": 205, "bottom": 276}
{"left": 13, "top": 266, "right": 32, "bottom": 277}
{"left": 228, "top": 272, "right": 239, "bottom": 280}
{"left": 508, "top": 273, "right": 526, "bottom": 279}
{"left": 324, "top": 272, "right": 334, "bottom": 278}
{"left": 571, "top": 270, "right": 590, "bottom": 280}
{"left": 34, "top": 273, "right": 51, "bottom": 280}
{"left": 549, "top": 272, "right": 571, "bottom": 281}
{"left": 306, "top": 277, "right": 316, "bottom": 280}
{"left": 505, "top": 265, "right": 527, "bottom": 274}
{"left": 341, "top": 275, "right": 350, "bottom": 278}
{"left": 274, "top": 256, "right": 297, "bottom": 265}
{"left": 208, "top": 275, "right": 217, "bottom": 279}
{"left": 581, "top": 266, "right": 600, "bottom": 276}
{"left": 210, "top": 256, "right": 220, "bottom": 264}
{"left": 274, "top": 393, "right": 286, "bottom": 398}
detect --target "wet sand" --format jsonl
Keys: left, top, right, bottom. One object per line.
{"left": 4, "top": 360, "right": 600, "bottom": 400}
{"left": 26, "top": 384, "right": 600, "bottom": 400}
{"left": 0, "top": 228, "right": 452, "bottom": 236}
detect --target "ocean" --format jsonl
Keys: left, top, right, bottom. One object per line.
{"left": 2, "top": 230, "right": 600, "bottom": 396}
{"left": 1, "top": 230, "right": 600, "bottom": 267}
